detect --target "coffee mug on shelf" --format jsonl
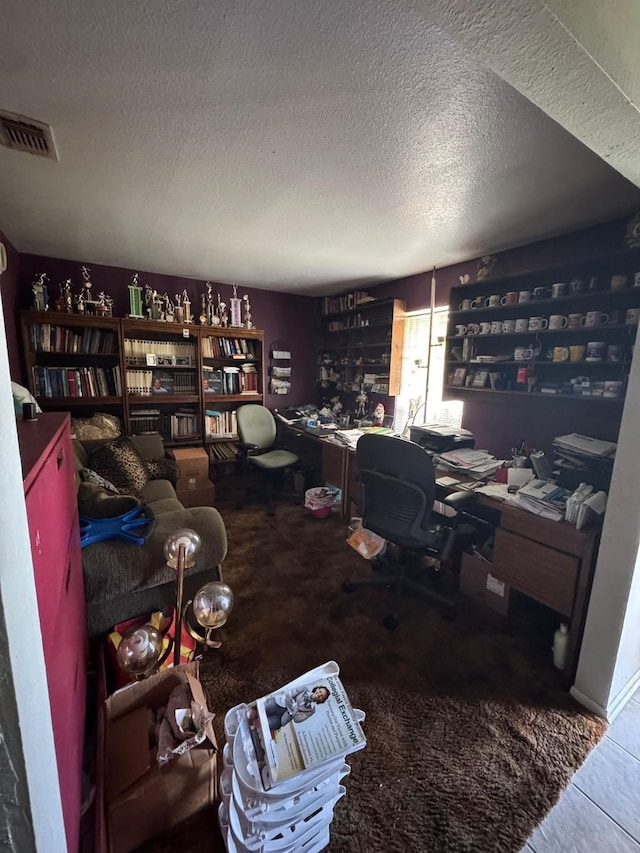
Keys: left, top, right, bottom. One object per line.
{"left": 552, "top": 346, "right": 569, "bottom": 362}
{"left": 569, "top": 345, "right": 585, "bottom": 362}
{"left": 501, "top": 292, "right": 518, "bottom": 305}
{"left": 467, "top": 323, "right": 481, "bottom": 335}
{"left": 454, "top": 325, "right": 467, "bottom": 336}
{"left": 484, "top": 294, "right": 501, "bottom": 308}
{"left": 490, "top": 320, "right": 503, "bottom": 334}
{"left": 610, "top": 274, "right": 628, "bottom": 291}
{"left": 634, "top": 272, "right": 640, "bottom": 287}
{"left": 588, "top": 276, "right": 600, "bottom": 292}
{"left": 585, "top": 310, "right": 609, "bottom": 327}
{"left": 528, "top": 316, "right": 548, "bottom": 331}
{"left": 568, "top": 313, "right": 586, "bottom": 328}
{"left": 502, "top": 319, "right": 516, "bottom": 333}
{"left": 604, "top": 380, "right": 623, "bottom": 398}
{"left": 459, "top": 298, "right": 473, "bottom": 311}
{"left": 533, "top": 286, "right": 550, "bottom": 300}
{"left": 606, "top": 344, "right": 625, "bottom": 362}
{"left": 625, "top": 308, "right": 640, "bottom": 325}
{"left": 514, "top": 346, "right": 534, "bottom": 361}
{"left": 586, "top": 341, "right": 606, "bottom": 362}
{"left": 569, "top": 279, "right": 585, "bottom": 294}
{"left": 518, "top": 290, "right": 532, "bottom": 303}
{"left": 549, "top": 314, "right": 568, "bottom": 330}
{"left": 514, "top": 318, "right": 529, "bottom": 332}
{"left": 470, "top": 297, "right": 484, "bottom": 309}
{"left": 479, "top": 322, "right": 492, "bottom": 335}
{"left": 551, "top": 283, "right": 567, "bottom": 298}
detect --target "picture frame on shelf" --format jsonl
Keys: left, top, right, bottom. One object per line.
{"left": 450, "top": 367, "right": 468, "bottom": 387}
{"left": 472, "top": 370, "right": 489, "bottom": 388}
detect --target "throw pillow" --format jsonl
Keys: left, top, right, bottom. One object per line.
{"left": 78, "top": 483, "right": 139, "bottom": 519}
{"left": 89, "top": 436, "right": 150, "bottom": 501}
{"left": 146, "top": 457, "right": 180, "bottom": 487}
{"left": 79, "top": 468, "right": 120, "bottom": 494}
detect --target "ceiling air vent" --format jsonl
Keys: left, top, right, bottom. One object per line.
{"left": 0, "top": 110, "right": 58, "bottom": 160}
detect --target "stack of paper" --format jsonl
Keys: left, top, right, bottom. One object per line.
{"left": 506, "top": 478, "right": 571, "bottom": 521}
{"left": 553, "top": 434, "right": 616, "bottom": 458}
{"left": 437, "top": 448, "right": 505, "bottom": 480}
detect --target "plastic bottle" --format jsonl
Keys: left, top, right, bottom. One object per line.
{"left": 553, "top": 623, "right": 569, "bottom": 670}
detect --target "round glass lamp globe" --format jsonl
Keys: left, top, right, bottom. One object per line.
{"left": 116, "top": 624, "right": 163, "bottom": 676}
{"left": 192, "top": 582, "right": 234, "bottom": 630}
{"left": 164, "top": 528, "right": 202, "bottom": 569}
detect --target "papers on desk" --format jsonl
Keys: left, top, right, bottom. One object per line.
{"left": 565, "top": 484, "right": 608, "bottom": 529}
{"left": 329, "top": 429, "right": 365, "bottom": 450}
{"left": 418, "top": 423, "right": 474, "bottom": 437}
{"left": 506, "top": 478, "right": 571, "bottom": 521}
{"left": 436, "top": 448, "right": 505, "bottom": 480}
{"left": 554, "top": 434, "right": 617, "bottom": 458}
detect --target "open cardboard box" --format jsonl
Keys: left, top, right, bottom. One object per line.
{"left": 460, "top": 551, "right": 511, "bottom": 616}
{"left": 102, "top": 661, "right": 217, "bottom": 853}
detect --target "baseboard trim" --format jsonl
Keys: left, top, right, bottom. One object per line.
{"left": 571, "top": 669, "right": 640, "bottom": 723}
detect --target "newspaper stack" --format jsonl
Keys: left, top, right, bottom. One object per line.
{"left": 436, "top": 448, "right": 505, "bottom": 480}
{"left": 218, "top": 661, "right": 366, "bottom": 853}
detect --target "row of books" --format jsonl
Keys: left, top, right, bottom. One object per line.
{"left": 125, "top": 369, "right": 196, "bottom": 395}
{"left": 129, "top": 410, "right": 200, "bottom": 442}
{"left": 208, "top": 441, "right": 239, "bottom": 461}
{"left": 316, "top": 291, "right": 374, "bottom": 316}
{"left": 205, "top": 409, "right": 237, "bottom": 438}
{"left": 202, "top": 336, "right": 259, "bottom": 359}
{"left": 203, "top": 365, "right": 259, "bottom": 395}
{"left": 123, "top": 339, "right": 196, "bottom": 366}
{"left": 168, "top": 411, "right": 200, "bottom": 440}
{"left": 32, "top": 365, "right": 122, "bottom": 398}
{"left": 30, "top": 324, "right": 117, "bottom": 355}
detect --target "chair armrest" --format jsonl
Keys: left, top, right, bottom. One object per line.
{"left": 165, "top": 449, "right": 176, "bottom": 461}
{"left": 441, "top": 490, "right": 476, "bottom": 510}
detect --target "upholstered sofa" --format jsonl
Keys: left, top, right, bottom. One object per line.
{"left": 73, "top": 433, "right": 227, "bottom": 638}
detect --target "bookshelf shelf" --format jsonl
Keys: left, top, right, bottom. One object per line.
{"left": 128, "top": 394, "right": 200, "bottom": 404}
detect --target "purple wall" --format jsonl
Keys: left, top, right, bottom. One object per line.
{"left": 368, "top": 217, "right": 632, "bottom": 457}
{"left": 0, "top": 231, "right": 21, "bottom": 380}
{"left": 17, "top": 255, "right": 317, "bottom": 409}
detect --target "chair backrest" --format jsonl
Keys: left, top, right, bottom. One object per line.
{"left": 356, "top": 433, "right": 436, "bottom": 546}
{"left": 236, "top": 404, "right": 276, "bottom": 451}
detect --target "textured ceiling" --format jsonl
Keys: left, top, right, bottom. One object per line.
{"left": 1, "top": 0, "right": 639, "bottom": 294}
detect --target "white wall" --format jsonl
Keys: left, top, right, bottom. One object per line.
{"left": 0, "top": 295, "right": 66, "bottom": 847}
{"left": 572, "top": 324, "right": 640, "bottom": 718}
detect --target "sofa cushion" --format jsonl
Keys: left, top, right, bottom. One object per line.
{"left": 89, "top": 436, "right": 150, "bottom": 500}
{"left": 143, "top": 479, "right": 179, "bottom": 503}
{"left": 78, "top": 483, "right": 140, "bottom": 519}
{"left": 146, "top": 457, "right": 180, "bottom": 487}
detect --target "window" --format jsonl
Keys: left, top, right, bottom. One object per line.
{"left": 394, "top": 309, "right": 463, "bottom": 434}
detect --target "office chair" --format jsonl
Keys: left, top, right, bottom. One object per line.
{"left": 343, "top": 433, "right": 474, "bottom": 629}
{"left": 236, "top": 404, "right": 300, "bottom": 515}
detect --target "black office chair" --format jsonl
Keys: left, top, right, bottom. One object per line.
{"left": 343, "top": 433, "right": 474, "bottom": 629}
{"left": 236, "top": 404, "right": 300, "bottom": 515}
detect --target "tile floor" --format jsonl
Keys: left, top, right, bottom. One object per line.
{"left": 521, "top": 688, "right": 640, "bottom": 852}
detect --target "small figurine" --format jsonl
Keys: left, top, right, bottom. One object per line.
{"left": 230, "top": 284, "right": 242, "bottom": 327}
{"left": 32, "top": 273, "right": 50, "bottom": 312}
{"left": 373, "top": 402, "right": 385, "bottom": 426}
{"left": 331, "top": 396, "right": 342, "bottom": 418}
{"left": 459, "top": 274, "right": 471, "bottom": 285}
{"left": 243, "top": 294, "right": 253, "bottom": 329}
{"left": 476, "top": 255, "right": 497, "bottom": 281}
{"left": 174, "top": 292, "right": 184, "bottom": 323}
{"left": 96, "top": 291, "right": 112, "bottom": 317}
{"left": 75, "top": 291, "right": 85, "bottom": 314}
{"left": 626, "top": 211, "right": 640, "bottom": 249}
{"left": 355, "top": 390, "right": 368, "bottom": 420}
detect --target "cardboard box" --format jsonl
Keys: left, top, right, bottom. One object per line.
{"left": 460, "top": 551, "right": 511, "bottom": 616}
{"left": 104, "top": 662, "right": 217, "bottom": 853}
{"left": 176, "top": 482, "right": 215, "bottom": 508}
{"left": 173, "top": 447, "right": 211, "bottom": 492}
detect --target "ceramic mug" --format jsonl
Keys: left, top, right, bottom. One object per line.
{"left": 586, "top": 341, "right": 606, "bottom": 362}
{"left": 484, "top": 294, "right": 501, "bottom": 308}
{"left": 568, "top": 313, "right": 586, "bottom": 329}
{"left": 455, "top": 324, "right": 467, "bottom": 336}
{"left": 553, "top": 346, "right": 569, "bottom": 362}
{"left": 459, "top": 298, "right": 473, "bottom": 310}
{"left": 607, "top": 344, "right": 625, "bottom": 363}
{"left": 551, "top": 283, "right": 567, "bottom": 298}
{"left": 610, "top": 274, "right": 628, "bottom": 291}
{"left": 549, "top": 314, "right": 568, "bottom": 330}
{"left": 625, "top": 308, "right": 640, "bottom": 324}
{"left": 502, "top": 319, "right": 516, "bottom": 333}
{"left": 585, "top": 310, "right": 609, "bottom": 327}
{"left": 604, "top": 380, "right": 623, "bottom": 398}
{"left": 514, "top": 346, "right": 534, "bottom": 361}
{"left": 479, "top": 322, "right": 492, "bottom": 335}
{"left": 533, "top": 286, "right": 550, "bottom": 300}
{"left": 569, "top": 279, "right": 585, "bottom": 294}
{"left": 501, "top": 292, "right": 518, "bottom": 305}
{"left": 467, "top": 323, "right": 481, "bottom": 335}
{"left": 518, "top": 290, "right": 532, "bottom": 303}
{"left": 470, "top": 297, "right": 484, "bottom": 309}
{"left": 490, "top": 320, "right": 503, "bottom": 334}
{"left": 634, "top": 272, "right": 640, "bottom": 288}
{"left": 514, "top": 318, "right": 529, "bottom": 332}
{"left": 528, "top": 316, "right": 548, "bottom": 331}
{"left": 569, "top": 345, "right": 585, "bottom": 362}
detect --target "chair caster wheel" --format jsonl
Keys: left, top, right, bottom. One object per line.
{"left": 342, "top": 581, "right": 356, "bottom": 593}
{"left": 382, "top": 613, "right": 399, "bottom": 631}
{"left": 442, "top": 606, "right": 456, "bottom": 622}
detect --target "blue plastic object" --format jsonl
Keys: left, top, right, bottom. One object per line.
{"left": 79, "top": 505, "right": 155, "bottom": 548}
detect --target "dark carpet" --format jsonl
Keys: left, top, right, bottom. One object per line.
{"left": 139, "top": 501, "right": 605, "bottom": 853}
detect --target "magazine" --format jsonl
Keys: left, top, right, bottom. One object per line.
{"left": 244, "top": 671, "right": 365, "bottom": 790}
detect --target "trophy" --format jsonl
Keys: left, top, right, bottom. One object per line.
{"left": 199, "top": 293, "right": 208, "bottom": 325}
{"left": 97, "top": 291, "right": 113, "bottom": 318}
{"left": 229, "top": 284, "right": 242, "bottom": 327}
{"left": 80, "top": 266, "right": 101, "bottom": 314}
{"left": 243, "top": 294, "right": 253, "bottom": 329}
{"left": 216, "top": 292, "right": 228, "bottom": 327}
{"left": 62, "top": 279, "right": 73, "bottom": 313}
{"left": 174, "top": 292, "right": 184, "bottom": 323}
{"left": 128, "top": 273, "right": 145, "bottom": 318}
{"left": 205, "top": 281, "right": 216, "bottom": 325}
{"left": 164, "top": 293, "right": 174, "bottom": 322}
{"left": 32, "top": 273, "right": 50, "bottom": 312}
{"left": 182, "top": 289, "right": 193, "bottom": 324}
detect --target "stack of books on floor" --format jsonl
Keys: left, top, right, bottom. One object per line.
{"left": 218, "top": 662, "right": 366, "bottom": 853}
{"left": 208, "top": 440, "right": 239, "bottom": 476}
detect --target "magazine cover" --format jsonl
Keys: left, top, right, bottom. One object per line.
{"left": 247, "top": 673, "right": 365, "bottom": 789}
{"left": 151, "top": 370, "right": 174, "bottom": 394}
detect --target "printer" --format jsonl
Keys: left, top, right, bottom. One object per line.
{"left": 409, "top": 424, "right": 475, "bottom": 454}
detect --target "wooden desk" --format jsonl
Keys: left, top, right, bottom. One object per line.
{"left": 284, "top": 425, "right": 599, "bottom": 678}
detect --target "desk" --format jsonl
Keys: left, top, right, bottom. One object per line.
{"left": 284, "top": 424, "right": 599, "bottom": 678}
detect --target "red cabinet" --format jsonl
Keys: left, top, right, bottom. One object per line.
{"left": 18, "top": 412, "right": 86, "bottom": 853}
